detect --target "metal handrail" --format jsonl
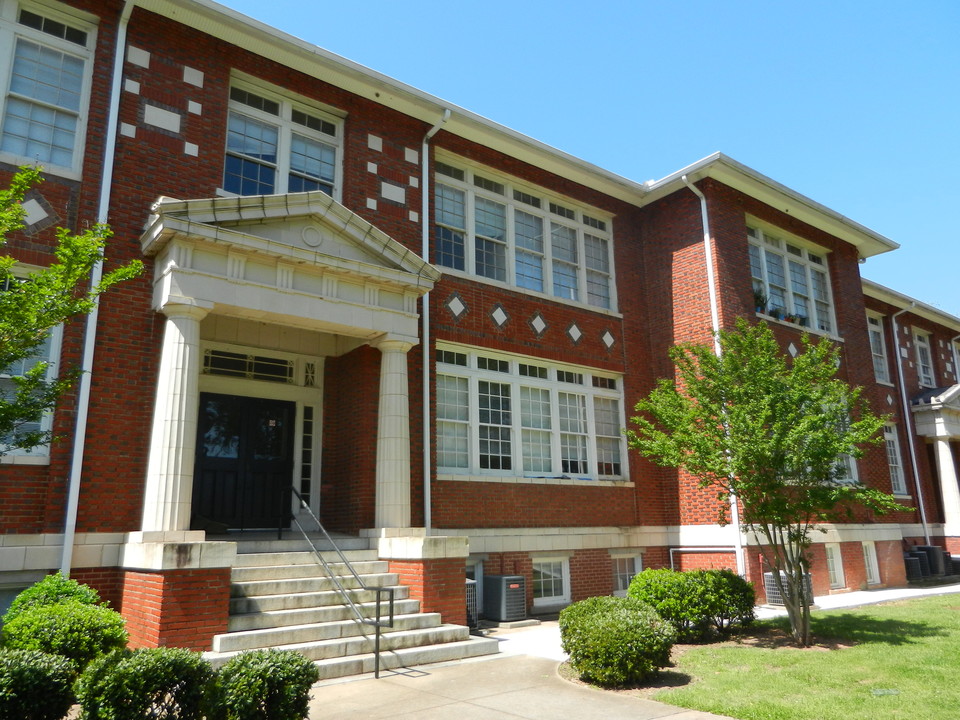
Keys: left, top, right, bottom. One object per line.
{"left": 279, "top": 486, "right": 395, "bottom": 678}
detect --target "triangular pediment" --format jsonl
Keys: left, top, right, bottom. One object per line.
{"left": 140, "top": 191, "right": 440, "bottom": 285}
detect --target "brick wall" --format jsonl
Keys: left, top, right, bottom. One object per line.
{"left": 388, "top": 558, "right": 466, "bottom": 626}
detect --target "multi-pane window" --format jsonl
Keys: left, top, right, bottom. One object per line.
{"left": 868, "top": 315, "right": 890, "bottom": 383}
{"left": 0, "top": 276, "right": 61, "bottom": 458}
{"left": 914, "top": 331, "right": 935, "bottom": 387}
{"left": 0, "top": 3, "right": 94, "bottom": 174}
{"left": 433, "top": 159, "right": 615, "bottom": 310}
{"left": 824, "top": 544, "right": 844, "bottom": 589}
{"left": 862, "top": 541, "right": 880, "bottom": 585}
{"left": 223, "top": 83, "right": 340, "bottom": 197}
{"left": 611, "top": 555, "right": 641, "bottom": 596}
{"left": 748, "top": 225, "right": 835, "bottom": 333}
{"left": 532, "top": 558, "right": 570, "bottom": 607}
{"left": 436, "top": 346, "right": 625, "bottom": 480}
{"left": 884, "top": 423, "right": 907, "bottom": 495}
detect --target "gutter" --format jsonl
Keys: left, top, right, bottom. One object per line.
{"left": 60, "top": 1, "right": 134, "bottom": 576}
{"left": 681, "top": 175, "right": 746, "bottom": 576}
{"left": 891, "top": 306, "right": 931, "bottom": 544}
{"left": 420, "top": 109, "right": 450, "bottom": 533}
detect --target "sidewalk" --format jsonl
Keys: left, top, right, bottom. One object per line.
{"left": 308, "top": 582, "right": 960, "bottom": 720}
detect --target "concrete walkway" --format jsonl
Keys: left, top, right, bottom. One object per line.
{"left": 308, "top": 582, "right": 960, "bottom": 720}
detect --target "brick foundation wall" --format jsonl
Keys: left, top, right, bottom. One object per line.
{"left": 388, "top": 558, "right": 466, "bottom": 626}
{"left": 121, "top": 568, "right": 230, "bottom": 651}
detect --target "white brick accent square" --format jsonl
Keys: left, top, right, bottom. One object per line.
{"left": 123, "top": 79, "right": 140, "bottom": 94}
{"left": 184, "top": 141, "right": 199, "bottom": 156}
{"left": 188, "top": 100, "right": 202, "bottom": 115}
{"left": 144, "top": 104, "right": 181, "bottom": 133}
{"left": 404, "top": 147, "right": 419, "bottom": 164}
{"left": 368, "top": 134, "right": 383, "bottom": 151}
{"left": 366, "top": 198, "right": 377, "bottom": 210}
{"left": 120, "top": 122, "right": 137, "bottom": 138}
{"left": 409, "top": 175, "right": 419, "bottom": 188}
{"left": 127, "top": 45, "right": 150, "bottom": 68}
{"left": 408, "top": 211, "right": 419, "bottom": 223}
{"left": 367, "top": 161, "right": 378, "bottom": 173}
{"left": 183, "top": 66, "right": 204, "bottom": 87}
{"left": 21, "top": 199, "right": 47, "bottom": 226}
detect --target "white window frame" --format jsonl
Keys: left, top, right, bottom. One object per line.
{"left": 433, "top": 155, "right": 616, "bottom": 311}
{"left": 532, "top": 556, "right": 570, "bottom": 609}
{"left": 914, "top": 330, "right": 935, "bottom": 387}
{"left": 884, "top": 423, "right": 907, "bottom": 495}
{"left": 867, "top": 314, "right": 890, "bottom": 384}
{"left": 221, "top": 76, "right": 343, "bottom": 200}
{"left": 435, "top": 344, "right": 627, "bottom": 482}
{"left": 0, "top": 0, "right": 96, "bottom": 178}
{"left": 610, "top": 553, "right": 642, "bottom": 597}
{"left": 862, "top": 541, "right": 881, "bottom": 585}
{"left": 824, "top": 543, "right": 844, "bottom": 589}
{"left": 748, "top": 223, "right": 836, "bottom": 334}
{"left": 1, "top": 270, "right": 63, "bottom": 463}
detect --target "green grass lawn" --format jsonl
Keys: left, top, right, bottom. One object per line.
{"left": 652, "top": 594, "right": 960, "bottom": 720}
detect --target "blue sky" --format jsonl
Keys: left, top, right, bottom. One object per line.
{"left": 222, "top": 0, "right": 960, "bottom": 316}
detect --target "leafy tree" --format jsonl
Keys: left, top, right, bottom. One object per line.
{"left": 0, "top": 166, "right": 142, "bottom": 453}
{"left": 627, "top": 317, "right": 905, "bottom": 646}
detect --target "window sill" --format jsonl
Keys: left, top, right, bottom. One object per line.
{"left": 755, "top": 312, "right": 843, "bottom": 342}
{"left": 0, "top": 454, "right": 50, "bottom": 465}
{"left": 439, "top": 266, "right": 622, "bottom": 318}
{"left": 436, "top": 473, "right": 633, "bottom": 488}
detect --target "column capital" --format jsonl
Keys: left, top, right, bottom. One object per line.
{"left": 159, "top": 298, "right": 213, "bottom": 321}
{"left": 371, "top": 335, "right": 415, "bottom": 354}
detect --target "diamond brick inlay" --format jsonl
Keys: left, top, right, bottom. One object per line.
{"left": 568, "top": 323, "right": 582, "bottom": 344}
{"left": 602, "top": 330, "right": 615, "bottom": 349}
{"left": 491, "top": 304, "right": 509, "bottom": 328}
{"left": 529, "top": 313, "right": 547, "bottom": 337}
{"left": 446, "top": 293, "right": 467, "bottom": 319}
{"left": 787, "top": 342, "right": 798, "bottom": 357}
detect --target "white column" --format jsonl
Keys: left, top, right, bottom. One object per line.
{"left": 374, "top": 339, "right": 414, "bottom": 529}
{"left": 141, "top": 302, "right": 210, "bottom": 532}
{"left": 935, "top": 438, "right": 960, "bottom": 537}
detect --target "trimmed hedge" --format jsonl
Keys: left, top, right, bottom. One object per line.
{"left": 627, "top": 568, "right": 754, "bottom": 641}
{"left": 1, "top": 602, "right": 128, "bottom": 671}
{"left": 205, "top": 649, "right": 320, "bottom": 720}
{"left": 76, "top": 647, "right": 213, "bottom": 720}
{"left": 2, "top": 572, "right": 102, "bottom": 627}
{"left": 0, "top": 649, "right": 76, "bottom": 720}
{"left": 559, "top": 595, "right": 675, "bottom": 687}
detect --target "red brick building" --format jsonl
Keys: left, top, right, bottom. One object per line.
{"left": 0, "top": 0, "right": 956, "bottom": 660}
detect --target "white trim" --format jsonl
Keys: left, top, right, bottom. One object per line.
{"left": 825, "top": 542, "right": 845, "bottom": 589}
{"left": 862, "top": 541, "right": 881, "bottom": 585}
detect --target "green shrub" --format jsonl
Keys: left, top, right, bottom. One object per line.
{"left": 205, "top": 649, "right": 320, "bottom": 720}
{"left": 76, "top": 647, "right": 213, "bottom": 720}
{"left": 0, "top": 649, "right": 76, "bottom": 720}
{"left": 1, "top": 602, "right": 127, "bottom": 670}
{"left": 2, "top": 572, "right": 102, "bottom": 627}
{"left": 627, "top": 568, "right": 755, "bottom": 641}
{"left": 559, "top": 595, "right": 675, "bottom": 687}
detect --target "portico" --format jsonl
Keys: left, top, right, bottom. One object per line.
{"left": 912, "top": 385, "right": 960, "bottom": 543}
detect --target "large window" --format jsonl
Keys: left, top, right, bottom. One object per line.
{"left": 867, "top": 315, "right": 890, "bottom": 383}
{"left": 532, "top": 557, "right": 570, "bottom": 608}
{"left": 824, "top": 543, "right": 844, "bottom": 589}
{"left": 611, "top": 554, "right": 642, "bottom": 597}
{"left": 0, "top": 275, "right": 62, "bottom": 461}
{"left": 436, "top": 347, "right": 625, "bottom": 480}
{"left": 0, "top": 2, "right": 95, "bottom": 176}
{"left": 748, "top": 225, "right": 835, "bottom": 333}
{"left": 223, "top": 82, "right": 341, "bottom": 198}
{"left": 884, "top": 423, "right": 907, "bottom": 495}
{"left": 914, "top": 331, "right": 935, "bottom": 387}
{"left": 862, "top": 541, "right": 881, "bottom": 585}
{"left": 433, "top": 159, "right": 615, "bottom": 310}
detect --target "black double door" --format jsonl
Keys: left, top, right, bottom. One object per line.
{"left": 192, "top": 393, "right": 295, "bottom": 530}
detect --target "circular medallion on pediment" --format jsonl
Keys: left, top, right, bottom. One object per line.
{"left": 301, "top": 226, "right": 325, "bottom": 248}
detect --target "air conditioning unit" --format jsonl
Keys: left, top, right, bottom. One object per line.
{"left": 482, "top": 574, "right": 526, "bottom": 622}
{"left": 465, "top": 578, "right": 479, "bottom": 629}
{"left": 763, "top": 571, "right": 813, "bottom": 606}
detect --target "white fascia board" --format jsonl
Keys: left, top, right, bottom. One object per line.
{"left": 862, "top": 278, "right": 960, "bottom": 332}
{"left": 643, "top": 153, "right": 899, "bottom": 260}
{"left": 133, "top": 0, "right": 649, "bottom": 206}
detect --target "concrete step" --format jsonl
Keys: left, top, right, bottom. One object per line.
{"left": 231, "top": 573, "right": 399, "bottom": 598}
{"left": 231, "top": 560, "right": 388, "bottom": 582}
{"left": 205, "top": 624, "right": 476, "bottom": 666}
{"left": 233, "top": 549, "right": 379, "bottom": 568}
{"left": 310, "top": 636, "right": 501, "bottom": 681}
{"left": 233, "top": 536, "right": 372, "bottom": 555}
{"left": 228, "top": 598, "right": 423, "bottom": 631}
{"left": 213, "top": 612, "right": 443, "bottom": 653}
{"left": 230, "top": 585, "right": 411, "bottom": 614}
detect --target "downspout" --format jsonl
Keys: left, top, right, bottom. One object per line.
{"left": 681, "top": 175, "right": 746, "bottom": 576}
{"left": 60, "top": 1, "right": 134, "bottom": 576}
{"left": 421, "top": 109, "right": 450, "bottom": 533}
{"left": 892, "top": 306, "right": 931, "bottom": 544}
